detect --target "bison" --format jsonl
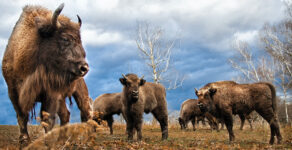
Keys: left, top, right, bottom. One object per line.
{"left": 178, "top": 99, "right": 229, "bottom": 131}
{"left": 1, "top": 4, "right": 89, "bottom": 145}
{"left": 119, "top": 74, "right": 168, "bottom": 141}
{"left": 93, "top": 92, "right": 125, "bottom": 134}
{"left": 196, "top": 81, "right": 282, "bottom": 144}
{"left": 178, "top": 99, "right": 209, "bottom": 131}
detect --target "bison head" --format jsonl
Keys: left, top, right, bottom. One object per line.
{"left": 195, "top": 87, "right": 217, "bottom": 113}
{"left": 119, "top": 74, "right": 146, "bottom": 103}
{"left": 35, "top": 3, "right": 88, "bottom": 80}
{"left": 178, "top": 117, "right": 187, "bottom": 130}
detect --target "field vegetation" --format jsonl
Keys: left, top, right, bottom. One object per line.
{"left": 0, "top": 117, "right": 291, "bottom": 149}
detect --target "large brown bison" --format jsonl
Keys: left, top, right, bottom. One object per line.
{"left": 119, "top": 74, "right": 168, "bottom": 140}
{"left": 93, "top": 92, "right": 124, "bottom": 134}
{"left": 196, "top": 81, "right": 282, "bottom": 144}
{"left": 1, "top": 4, "right": 89, "bottom": 145}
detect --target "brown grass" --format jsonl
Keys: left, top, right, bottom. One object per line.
{"left": 0, "top": 121, "right": 291, "bottom": 149}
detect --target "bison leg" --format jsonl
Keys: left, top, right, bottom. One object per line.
{"left": 41, "top": 93, "right": 60, "bottom": 133}
{"left": 247, "top": 117, "right": 253, "bottom": 130}
{"left": 57, "top": 99, "right": 70, "bottom": 126}
{"left": 244, "top": 114, "right": 253, "bottom": 130}
{"left": 135, "top": 119, "right": 143, "bottom": 141}
{"left": 152, "top": 108, "right": 168, "bottom": 140}
{"left": 126, "top": 117, "right": 134, "bottom": 141}
{"left": 191, "top": 117, "right": 196, "bottom": 131}
{"left": 73, "top": 92, "right": 92, "bottom": 122}
{"left": 239, "top": 114, "right": 245, "bottom": 130}
{"left": 256, "top": 109, "right": 282, "bottom": 144}
{"left": 201, "top": 117, "right": 206, "bottom": 126}
{"left": 224, "top": 115, "right": 235, "bottom": 142}
{"left": 8, "top": 87, "right": 30, "bottom": 146}
{"left": 107, "top": 116, "right": 114, "bottom": 135}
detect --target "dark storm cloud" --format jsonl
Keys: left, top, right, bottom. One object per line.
{"left": 0, "top": 0, "right": 285, "bottom": 124}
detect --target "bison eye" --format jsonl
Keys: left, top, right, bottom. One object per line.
{"left": 60, "top": 36, "right": 71, "bottom": 46}
{"left": 61, "top": 37, "right": 69, "bottom": 42}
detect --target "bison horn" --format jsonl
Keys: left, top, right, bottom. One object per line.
{"left": 77, "top": 15, "right": 82, "bottom": 27}
{"left": 140, "top": 75, "right": 144, "bottom": 80}
{"left": 52, "top": 3, "right": 64, "bottom": 28}
{"left": 122, "top": 74, "right": 128, "bottom": 80}
{"left": 195, "top": 88, "right": 198, "bottom": 93}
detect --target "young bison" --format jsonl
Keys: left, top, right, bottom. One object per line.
{"left": 119, "top": 74, "right": 168, "bottom": 141}
{"left": 1, "top": 4, "right": 89, "bottom": 145}
{"left": 178, "top": 99, "right": 227, "bottom": 131}
{"left": 196, "top": 81, "right": 282, "bottom": 144}
{"left": 178, "top": 99, "right": 206, "bottom": 131}
{"left": 93, "top": 92, "right": 124, "bottom": 134}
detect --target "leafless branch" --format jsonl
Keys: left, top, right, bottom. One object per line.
{"left": 135, "top": 22, "right": 183, "bottom": 89}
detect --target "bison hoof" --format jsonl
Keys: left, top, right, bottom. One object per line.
{"left": 19, "top": 135, "right": 30, "bottom": 147}
{"left": 277, "top": 139, "right": 282, "bottom": 144}
{"left": 162, "top": 135, "right": 168, "bottom": 140}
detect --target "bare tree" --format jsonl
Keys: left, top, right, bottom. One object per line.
{"left": 135, "top": 22, "right": 185, "bottom": 90}
{"left": 256, "top": 2, "right": 292, "bottom": 124}
{"left": 260, "top": 23, "right": 292, "bottom": 124}
{"left": 228, "top": 39, "right": 276, "bottom": 83}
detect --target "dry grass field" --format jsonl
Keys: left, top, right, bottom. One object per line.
{"left": 0, "top": 121, "right": 291, "bottom": 149}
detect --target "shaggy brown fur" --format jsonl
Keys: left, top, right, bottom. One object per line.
{"left": 57, "top": 78, "right": 93, "bottom": 125}
{"left": 119, "top": 74, "right": 168, "bottom": 141}
{"left": 93, "top": 92, "right": 125, "bottom": 134}
{"left": 196, "top": 81, "right": 282, "bottom": 144}
{"left": 1, "top": 4, "right": 89, "bottom": 146}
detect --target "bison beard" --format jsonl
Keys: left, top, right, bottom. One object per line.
{"left": 120, "top": 74, "right": 168, "bottom": 141}
{"left": 196, "top": 81, "right": 282, "bottom": 144}
{"left": 1, "top": 3, "right": 89, "bottom": 146}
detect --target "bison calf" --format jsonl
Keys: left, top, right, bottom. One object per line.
{"left": 178, "top": 99, "right": 207, "bottom": 131}
{"left": 196, "top": 81, "right": 282, "bottom": 144}
{"left": 119, "top": 74, "right": 168, "bottom": 141}
{"left": 93, "top": 92, "right": 124, "bottom": 134}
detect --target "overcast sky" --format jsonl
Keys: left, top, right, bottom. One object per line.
{"left": 0, "top": 0, "right": 286, "bottom": 124}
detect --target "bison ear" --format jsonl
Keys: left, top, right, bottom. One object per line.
{"left": 35, "top": 17, "right": 55, "bottom": 37}
{"left": 208, "top": 88, "right": 217, "bottom": 96}
{"left": 119, "top": 78, "right": 127, "bottom": 86}
{"left": 139, "top": 79, "right": 146, "bottom": 86}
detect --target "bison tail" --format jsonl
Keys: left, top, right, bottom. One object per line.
{"left": 265, "top": 82, "right": 277, "bottom": 113}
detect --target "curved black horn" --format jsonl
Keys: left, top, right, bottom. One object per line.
{"left": 52, "top": 3, "right": 64, "bottom": 28}
{"left": 77, "top": 15, "right": 82, "bottom": 27}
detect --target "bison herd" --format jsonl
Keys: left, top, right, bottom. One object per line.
{"left": 1, "top": 3, "right": 282, "bottom": 147}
